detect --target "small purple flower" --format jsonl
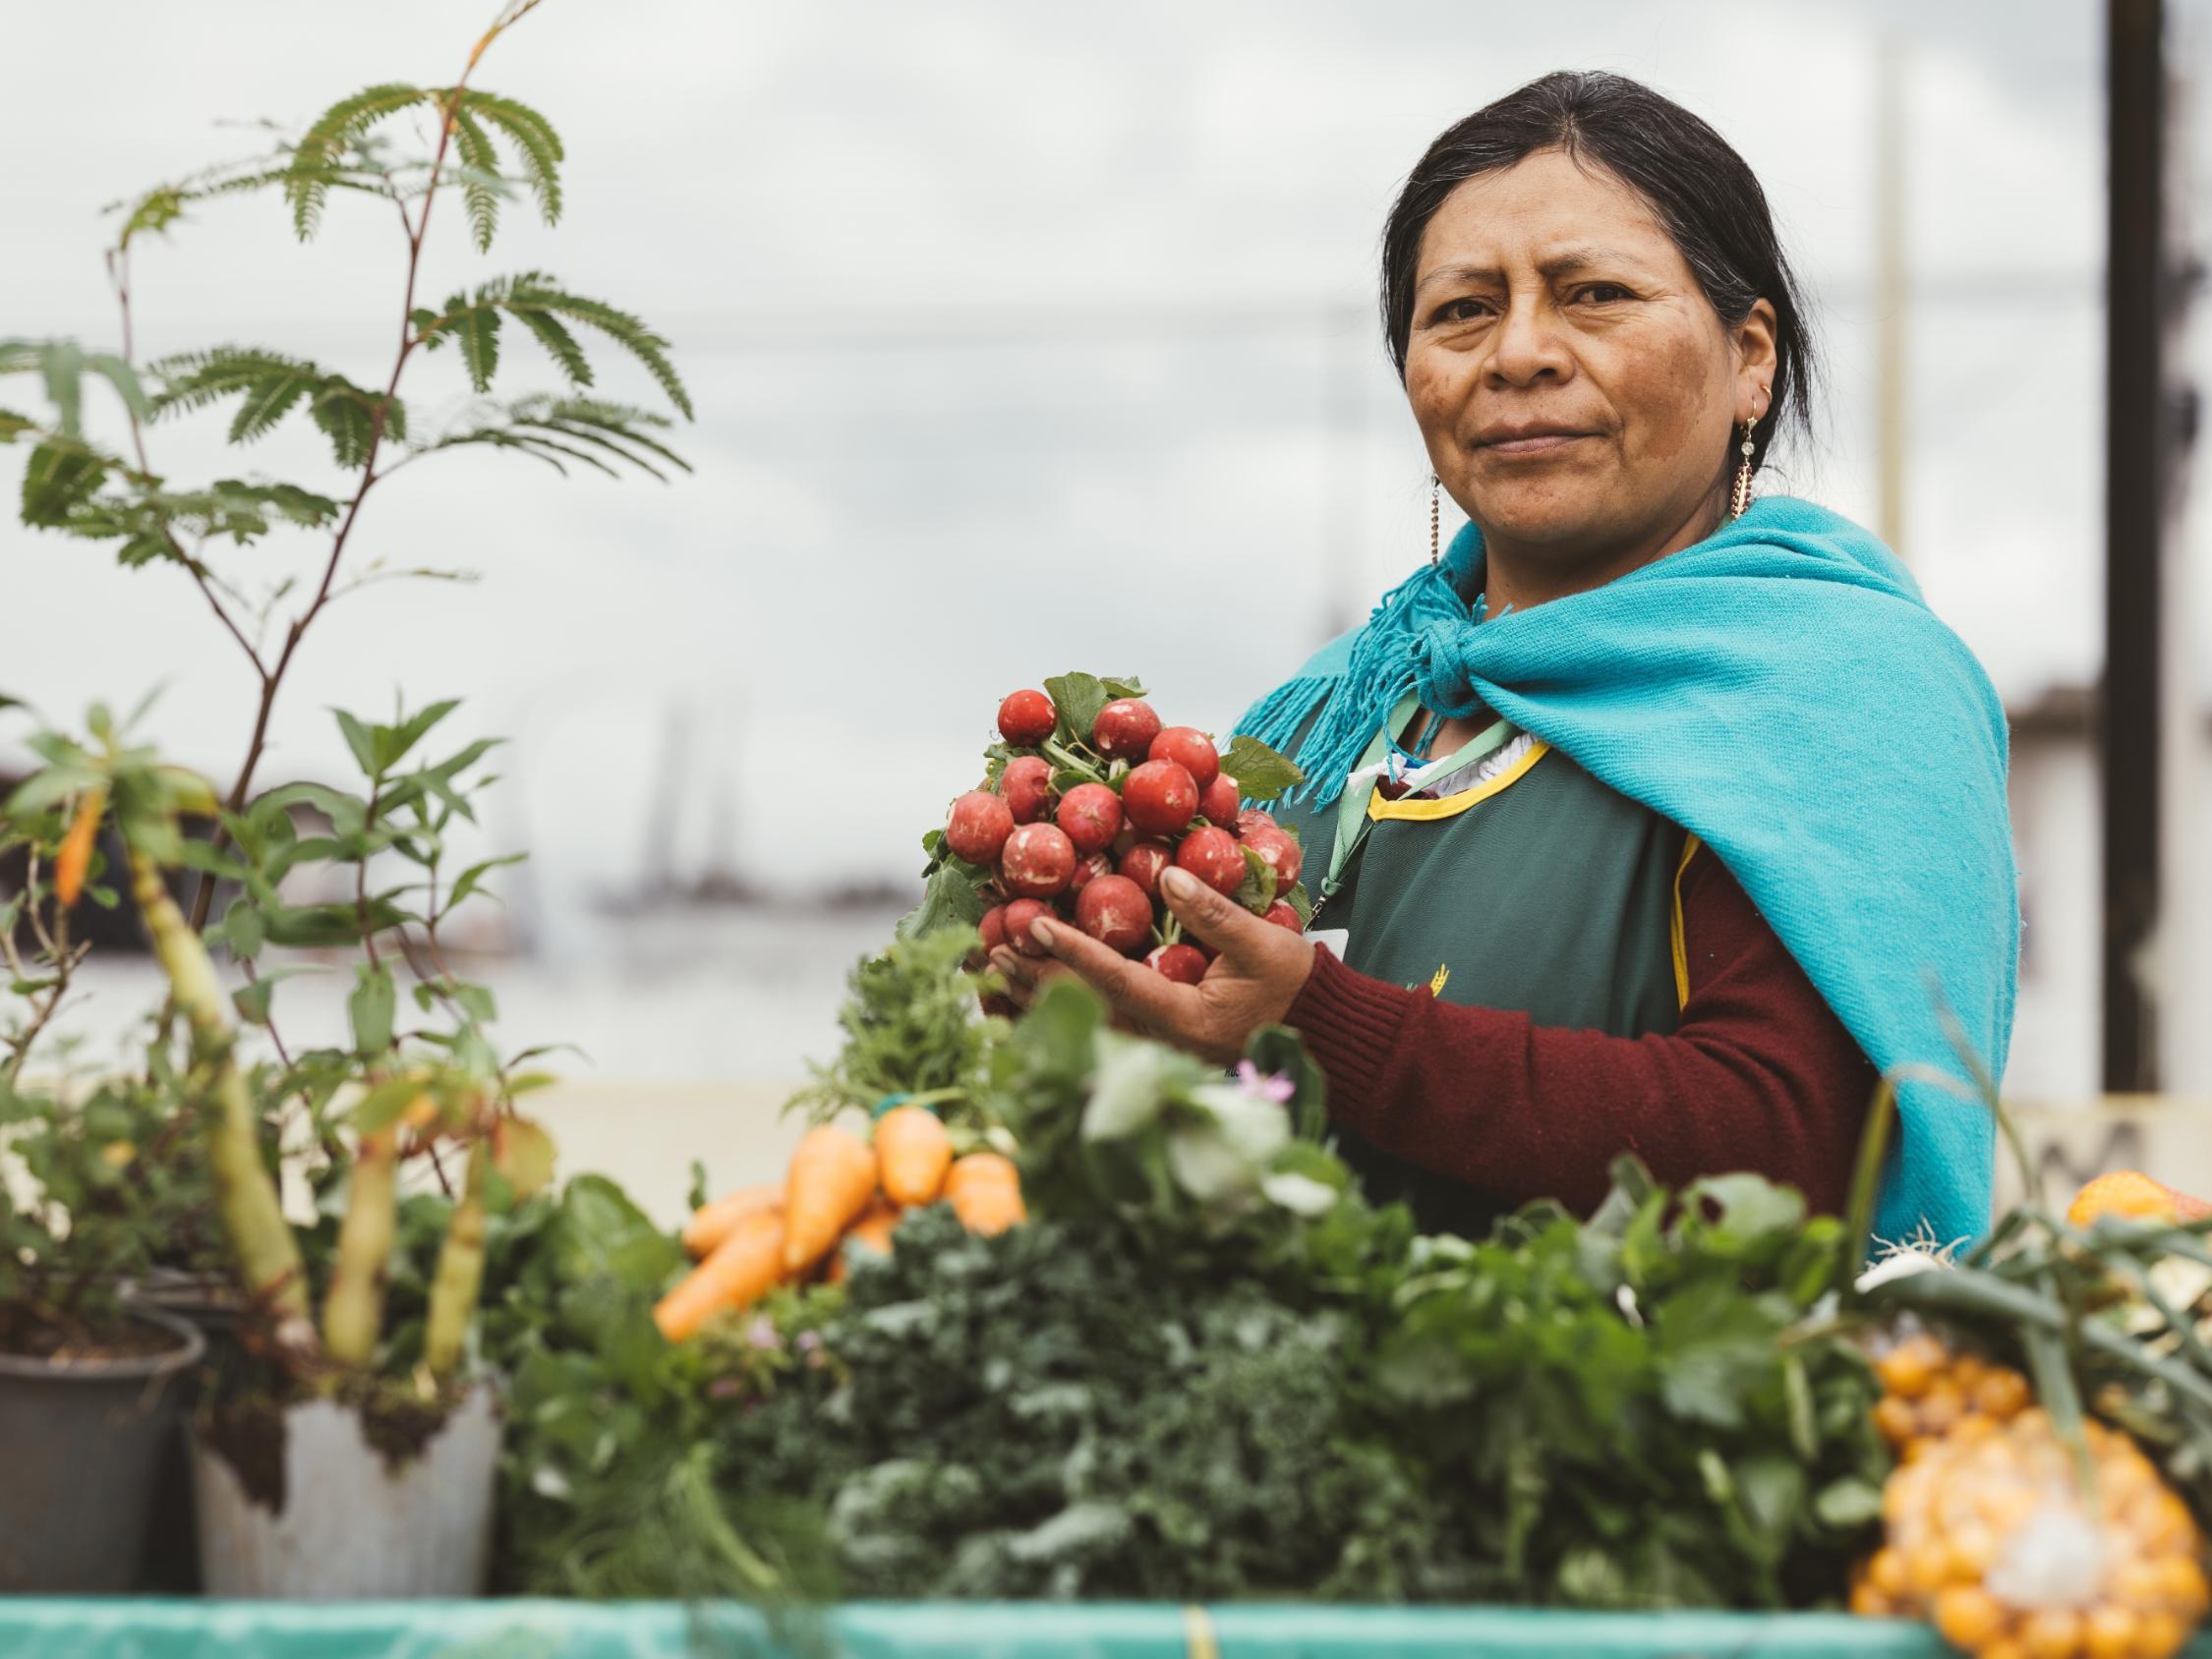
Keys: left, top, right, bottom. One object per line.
{"left": 708, "top": 1375, "right": 743, "bottom": 1401}
{"left": 744, "top": 1314, "right": 782, "bottom": 1351}
{"left": 1235, "top": 1059, "right": 1296, "bottom": 1105}
{"left": 794, "top": 1330, "right": 822, "bottom": 1354}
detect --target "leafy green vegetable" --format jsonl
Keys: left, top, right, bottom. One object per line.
{"left": 787, "top": 929, "right": 1005, "bottom": 1130}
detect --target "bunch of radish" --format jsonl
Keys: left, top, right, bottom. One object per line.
{"left": 921, "top": 673, "right": 1309, "bottom": 986}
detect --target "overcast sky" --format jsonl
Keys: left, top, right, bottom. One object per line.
{"left": 4, "top": 0, "right": 2203, "bottom": 919}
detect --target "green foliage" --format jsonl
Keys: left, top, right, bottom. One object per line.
{"left": 1217, "top": 732, "right": 1305, "bottom": 802}
{"left": 149, "top": 346, "right": 406, "bottom": 467}
{"left": 413, "top": 396, "right": 690, "bottom": 483}
{"left": 413, "top": 271, "right": 691, "bottom": 418}
{"left": 0, "top": 1024, "right": 232, "bottom": 1354}
{"left": 1372, "top": 1159, "right": 1888, "bottom": 1609}
{"left": 787, "top": 928, "right": 1005, "bottom": 1130}
{"left": 0, "top": 338, "right": 152, "bottom": 439}
{"left": 284, "top": 83, "right": 441, "bottom": 240}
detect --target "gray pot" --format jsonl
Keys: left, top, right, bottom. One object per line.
{"left": 191, "top": 1383, "right": 501, "bottom": 1598}
{"left": 0, "top": 1306, "right": 205, "bottom": 1592}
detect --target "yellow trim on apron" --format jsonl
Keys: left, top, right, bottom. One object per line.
{"left": 1669, "top": 831, "right": 1704, "bottom": 1011}
{"left": 1365, "top": 739, "right": 1550, "bottom": 823}
{"left": 1182, "top": 1604, "right": 1221, "bottom": 1659}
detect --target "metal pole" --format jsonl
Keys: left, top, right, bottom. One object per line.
{"left": 1875, "top": 36, "right": 1909, "bottom": 561}
{"left": 2103, "top": 0, "right": 2167, "bottom": 1091}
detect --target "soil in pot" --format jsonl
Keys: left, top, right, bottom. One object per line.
{"left": 0, "top": 1304, "right": 206, "bottom": 1593}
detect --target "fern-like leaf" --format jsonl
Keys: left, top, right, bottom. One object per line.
{"left": 0, "top": 407, "right": 34, "bottom": 443}
{"left": 503, "top": 273, "right": 690, "bottom": 418}
{"left": 152, "top": 347, "right": 400, "bottom": 468}
{"left": 458, "top": 91, "right": 563, "bottom": 226}
{"left": 286, "top": 83, "right": 436, "bottom": 240}
{"left": 406, "top": 395, "right": 688, "bottom": 483}
{"left": 1, "top": 338, "right": 153, "bottom": 438}
{"left": 447, "top": 106, "right": 503, "bottom": 252}
{"left": 508, "top": 309, "right": 591, "bottom": 388}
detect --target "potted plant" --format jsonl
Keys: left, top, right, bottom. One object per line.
{"left": 0, "top": 0, "right": 689, "bottom": 1597}
{"left": 0, "top": 1003, "right": 212, "bottom": 1592}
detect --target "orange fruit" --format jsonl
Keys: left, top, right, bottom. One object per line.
{"left": 2020, "top": 1606, "right": 2084, "bottom": 1659}
{"left": 1875, "top": 1395, "right": 1921, "bottom": 1447}
{"left": 2135, "top": 1611, "right": 2188, "bottom": 1659}
{"left": 2081, "top": 1605, "right": 2139, "bottom": 1659}
{"left": 1849, "top": 1580, "right": 1891, "bottom": 1618}
{"left": 1920, "top": 1383, "right": 1967, "bottom": 1436}
{"left": 2154, "top": 1554, "right": 2209, "bottom": 1609}
{"left": 1934, "top": 1584, "right": 2007, "bottom": 1649}
{"left": 1866, "top": 1546, "right": 1910, "bottom": 1598}
{"left": 1975, "top": 1368, "right": 2033, "bottom": 1421}
{"left": 1879, "top": 1335, "right": 1946, "bottom": 1400}
{"left": 2066, "top": 1171, "right": 2212, "bottom": 1229}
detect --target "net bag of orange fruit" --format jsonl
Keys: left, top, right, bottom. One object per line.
{"left": 1856, "top": 1329, "right": 2210, "bottom": 1659}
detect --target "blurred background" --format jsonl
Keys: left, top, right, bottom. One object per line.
{"left": 4, "top": 0, "right": 2208, "bottom": 1207}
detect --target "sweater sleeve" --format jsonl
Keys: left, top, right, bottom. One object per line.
{"left": 1282, "top": 840, "right": 1877, "bottom": 1217}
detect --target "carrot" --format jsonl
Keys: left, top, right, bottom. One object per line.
{"left": 944, "top": 1152, "right": 1025, "bottom": 1236}
{"left": 654, "top": 1204, "right": 786, "bottom": 1343}
{"left": 53, "top": 786, "right": 106, "bottom": 907}
{"left": 681, "top": 1181, "right": 781, "bottom": 1259}
{"left": 827, "top": 1199, "right": 902, "bottom": 1286}
{"left": 782, "top": 1123, "right": 879, "bottom": 1272}
{"left": 874, "top": 1106, "right": 954, "bottom": 1206}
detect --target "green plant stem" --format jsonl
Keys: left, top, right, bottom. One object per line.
{"left": 186, "top": 30, "right": 499, "bottom": 936}
{"left": 126, "top": 847, "right": 319, "bottom": 1366}
{"left": 320, "top": 1123, "right": 397, "bottom": 1371}
{"left": 423, "top": 1135, "right": 488, "bottom": 1376}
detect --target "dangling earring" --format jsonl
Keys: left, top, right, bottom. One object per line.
{"left": 1728, "top": 419, "right": 1756, "bottom": 520}
{"left": 1429, "top": 472, "right": 1441, "bottom": 565}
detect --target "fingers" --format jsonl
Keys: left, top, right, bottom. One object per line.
{"left": 1025, "top": 914, "right": 1189, "bottom": 1032}
{"left": 1158, "top": 866, "right": 1265, "bottom": 958}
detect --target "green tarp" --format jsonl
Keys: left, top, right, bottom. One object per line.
{"left": 0, "top": 1600, "right": 2015, "bottom": 1659}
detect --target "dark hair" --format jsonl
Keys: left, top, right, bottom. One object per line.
{"left": 1380, "top": 71, "right": 1815, "bottom": 471}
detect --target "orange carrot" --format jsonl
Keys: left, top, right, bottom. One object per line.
{"left": 874, "top": 1106, "right": 953, "bottom": 1206}
{"left": 828, "top": 1199, "right": 902, "bottom": 1285}
{"left": 53, "top": 786, "right": 106, "bottom": 907}
{"left": 654, "top": 1204, "right": 786, "bottom": 1343}
{"left": 944, "top": 1152, "right": 1025, "bottom": 1235}
{"left": 782, "top": 1123, "right": 878, "bottom": 1272}
{"left": 681, "top": 1181, "right": 781, "bottom": 1259}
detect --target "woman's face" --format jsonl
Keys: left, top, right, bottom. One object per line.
{"left": 1405, "top": 146, "right": 1777, "bottom": 586}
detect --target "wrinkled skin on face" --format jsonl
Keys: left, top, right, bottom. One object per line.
{"left": 1405, "top": 145, "right": 1780, "bottom": 620}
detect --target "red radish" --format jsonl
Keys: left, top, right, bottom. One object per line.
{"left": 1093, "top": 698, "right": 1162, "bottom": 760}
{"left": 1000, "top": 823, "right": 1077, "bottom": 898}
{"left": 1118, "top": 839, "right": 1173, "bottom": 898}
{"left": 945, "top": 790, "right": 1016, "bottom": 864}
{"left": 978, "top": 904, "right": 1010, "bottom": 952}
{"left": 1243, "top": 825, "right": 1303, "bottom": 890}
{"left": 1145, "top": 943, "right": 1208, "bottom": 984}
{"left": 1109, "top": 825, "right": 1138, "bottom": 858}
{"left": 1176, "top": 825, "right": 1247, "bottom": 896}
{"left": 1261, "top": 900, "right": 1302, "bottom": 931}
{"left": 1067, "top": 851, "right": 1112, "bottom": 895}
{"left": 1198, "top": 772, "right": 1241, "bottom": 824}
{"left": 1148, "top": 726, "right": 1220, "bottom": 789}
{"left": 1122, "top": 760, "right": 1197, "bottom": 836}
{"left": 1001, "top": 756, "right": 1054, "bottom": 824}
{"left": 1003, "top": 896, "right": 1053, "bottom": 956}
{"left": 1055, "top": 782, "right": 1123, "bottom": 855}
{"left": 998, "top": 689, "right": 1058, "bottom": 747}
{"left": 1075, "top": 874, "right": 1151, "bottom": 954}
{"left": 1237, "top": 808, "right": 1279, "bottom": 836}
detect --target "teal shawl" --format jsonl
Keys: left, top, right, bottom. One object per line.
{"left": 1238, "top": 494, "right": 2017, "bottom": 1248}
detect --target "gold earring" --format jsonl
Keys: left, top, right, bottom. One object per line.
{"left": 1429, "top": 473, "right": 1441, "bottom": 565}
{"left": 1728, "top": 420, "right": 1756, "bottom": 520}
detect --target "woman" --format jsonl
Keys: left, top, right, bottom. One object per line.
{"left": 991, "top": 71, "right": 2017, "bottom": 1249}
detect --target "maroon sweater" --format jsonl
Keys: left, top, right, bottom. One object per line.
{"left": 1284, "top": 840, "right": 1875, "bottom": 1218}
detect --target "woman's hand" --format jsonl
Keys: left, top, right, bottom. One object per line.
{"left": 988, "top": 867, "right": 1317, "bottom": 1067}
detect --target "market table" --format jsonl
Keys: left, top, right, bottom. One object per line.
{"left": 0, "top": 1599, "right": 2100, "bottom": 1658}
